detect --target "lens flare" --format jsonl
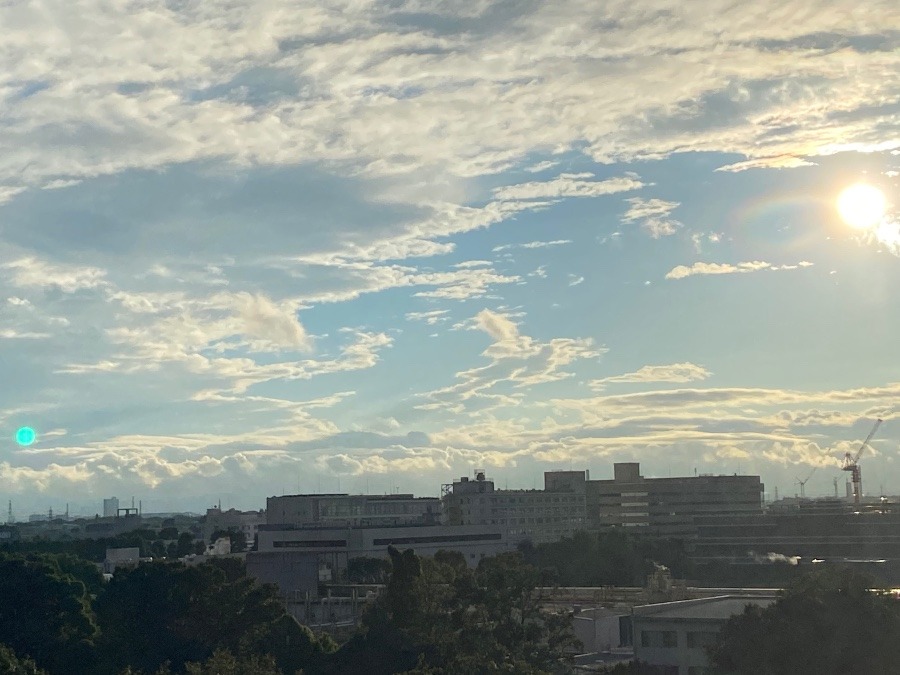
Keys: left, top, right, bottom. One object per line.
{"left": 15, "top": 427, "right": 36, "bottom": 446}
{"left": 837, "top": 183, "right": 886, "bottom": 230}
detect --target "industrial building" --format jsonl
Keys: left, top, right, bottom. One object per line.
{"left": 103, "top": 497, "right": 119, "bottom": 518}
{"left": 632, "top": 595, "right": 776, "bottom": 675}
{"left": 587, "top": 463, "right": 765, "bottom": 537}
{"left": 441, "top": 470, "right": 587, "bottom": 544}
{"left": 266, "top": 493, "right": 441, "bottom": 528}
{"left": 248, "top": 522, "right": 511, "bottom": 600}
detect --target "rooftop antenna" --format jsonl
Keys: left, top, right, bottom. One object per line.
{"left": 7, "top": 500, "right": 11, "bottom": 524}
{"left": 65, "top": 503, "right": 69, "bottom": 519}
{"left": 48, "top": 506, "right": 53, "bottom": 521}
{"left": 833, "top": 477, "right": 839, "bottom": 499}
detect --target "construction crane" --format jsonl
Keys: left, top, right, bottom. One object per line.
{"left": 795, "top": 467, "right": 817, "bottom": 498}
{"left": 842, "top": 418, "right": 883, "bottom": 505}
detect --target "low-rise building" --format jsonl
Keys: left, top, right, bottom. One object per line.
{"left": 267, "top": 493, "right": 440, "bottom": 529}
{"left": 249, "top": 522, "right": 510, "bottom": 600}
{"left": 632, "top": 595, "right": 776, "bottom": 674}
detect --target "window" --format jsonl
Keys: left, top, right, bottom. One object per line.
{"left": 640, "top": 630, "right": 677, "bottom": 648}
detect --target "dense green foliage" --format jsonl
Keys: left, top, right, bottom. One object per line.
{"left": 0, "top": 644, "right": 49, "bottom": 674}
{"left": 0, "top": 552, "right": 332, "bottom": 675}
{"left": 1, "top": 528, "right": 204, "bottom": 562}
{"left": 709, "top": 568, "right": 900, "bottom": 674}
{"left": 324, "top": 548, "right": 579, "bottom": 674}
{"left": 346, "top": 556, "right": 391, "bottom": 583}
{"left": 0, "top": 546, "right": 576, "bottom": 675}
{"left": 0, "top": 554, "right": 100, "bottom": 675}
{"left": 520, "top": 530, "right": 695, "bottom": 586}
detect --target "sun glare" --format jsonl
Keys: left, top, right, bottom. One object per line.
{"left": 838, "top": 183, "right": 886, "bottom": 229}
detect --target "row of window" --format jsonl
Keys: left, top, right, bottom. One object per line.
{"left": 639, "top": 630, "right": 718, "bottom": 649}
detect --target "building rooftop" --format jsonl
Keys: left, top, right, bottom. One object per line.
{"left": 634, "top": 595, "right": 777, "bottom": 621}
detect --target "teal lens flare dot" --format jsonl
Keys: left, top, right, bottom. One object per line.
{"left": 15, "top": 427, "right": 36, "bottom": 446}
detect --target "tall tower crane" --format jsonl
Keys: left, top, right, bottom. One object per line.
{"left": 795, "top": 467, "right": 817, "bottom": 498}
{"left": 842, "top": 418, "right": 882, "bottom": 505}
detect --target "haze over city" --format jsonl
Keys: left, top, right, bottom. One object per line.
{"left": 1, "top": 0, "right": 899, "bottom": 516}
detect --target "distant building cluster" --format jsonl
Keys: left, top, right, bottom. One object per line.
{"left": 246, "top": 462, "right": 767, "bottom": 616}
{"left": 441, "top": 463, "right": 764, "bottom": 542}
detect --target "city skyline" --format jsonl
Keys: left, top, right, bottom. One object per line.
{"left": 1, "top": 1, "right": 899, "bottom": 515}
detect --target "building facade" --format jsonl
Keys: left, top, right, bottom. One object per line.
{"left": 442, "top": 464, "right": 764, "bottom": 544}
{"left": 632, "top": 595, "right": 776, "bottom": 674}
{"left": 266, "top": 493, "right": 441, "bottom": 529}
{"left": 587, "top": 463, "right": 764, "bottom": 537}
{"left": 441, "top": 470, "right": 588, "bottom": 544}
{"left": 203, "top": 507, "right": 266, "bottom": 549}
{"left": 249, "top": 522, "right": 511, "bottom": 599}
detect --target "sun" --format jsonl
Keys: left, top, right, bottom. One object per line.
{"left": 837, "top": 183, "right": 886, "bottom": 230}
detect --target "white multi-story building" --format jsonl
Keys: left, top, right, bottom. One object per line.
{"left": 103, "top": 497, "right": 119, "bottom": 518}
{"left": 441, "top": 470, "right": 588, "bottom": 544}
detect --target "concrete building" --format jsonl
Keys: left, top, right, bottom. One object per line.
{"left": 632, "top": 595, "right": 776, "bottom": 674}
{"left": 103, "top": 497, "right": 119, "bottom": 518}
{"left": 267, "top": 493, "right": 441, "bottom": 529}
{"left": 587, "top": 463, "right": 764, "bottom": 537}
{"left": 203, "top": 507, "right": 265, "bottom": 549}
{"left": 572, "top": 607, "right": 631, "bottom": 654}
{"left": 249, "top": 522, "right": 510, "bottom": 601}
{"left": 441, "top": 470, "right": 587, "bottom": 544}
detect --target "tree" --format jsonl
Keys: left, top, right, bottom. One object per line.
{"left": 184, "top": 649, "right": 282, "bottom": 675}
{"left": 0, "top": 644, "right": 48, "bottom": 675}
{"left": 209, "top": 528, "right": 247, "bottom": 553}
{"left": 346, "top": 556, "right": 391, "bottom": 584}
{"left": 95, "top": 560, "right": 330, "bottom": 675}
{"left": 0, "top": 554, "right": 99, "bottom": 675}
{"left": 709, "top": 567, "right": 900, "bottom": 674}
{"left": 323, "top": 548, "right": 578, "bottom": 675}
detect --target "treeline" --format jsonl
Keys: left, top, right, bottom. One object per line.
{"left": 519, "top": 530, "right": 695, "bottom": 586}
{"left": 1, "top": 528, "right": 207, "bottom": 562}
{"left": 519, "top": 529, "right": 811, "bottom": 588}
{"left": 0, "top": 548, "right": 578, "bottom": 675}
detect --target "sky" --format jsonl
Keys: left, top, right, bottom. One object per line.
{"left": 1, "top": 0, "right": 899, "bottom": 516}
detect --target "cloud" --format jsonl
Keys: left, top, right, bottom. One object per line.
{"left": 665, "top": 260, "right": 814, "bottom": 280}
{"left": 493, "top": 239, "right": 573, "bottom": 252}
{"left": 3, "top": 257, "right": 108, "bottom": 293}
{"left": 405, "top": 309, "right": 450, "bottom": 325}
{"left": 492, "top": 174, "right": 643, "bottom": 201}
{"left": 568, "top": 275, "right": 585, "bottom": 286}
{"left": 622, "top": 198, "right": 681, "bottom": 238}
{"left": 591, "top": 362, "right": 712, "bottom": 390}
{"left": 716, "top": 155, "right": 818, "bottom": 172}
{"left": 236, "top": 293, "right": 311, "bottom": 351}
